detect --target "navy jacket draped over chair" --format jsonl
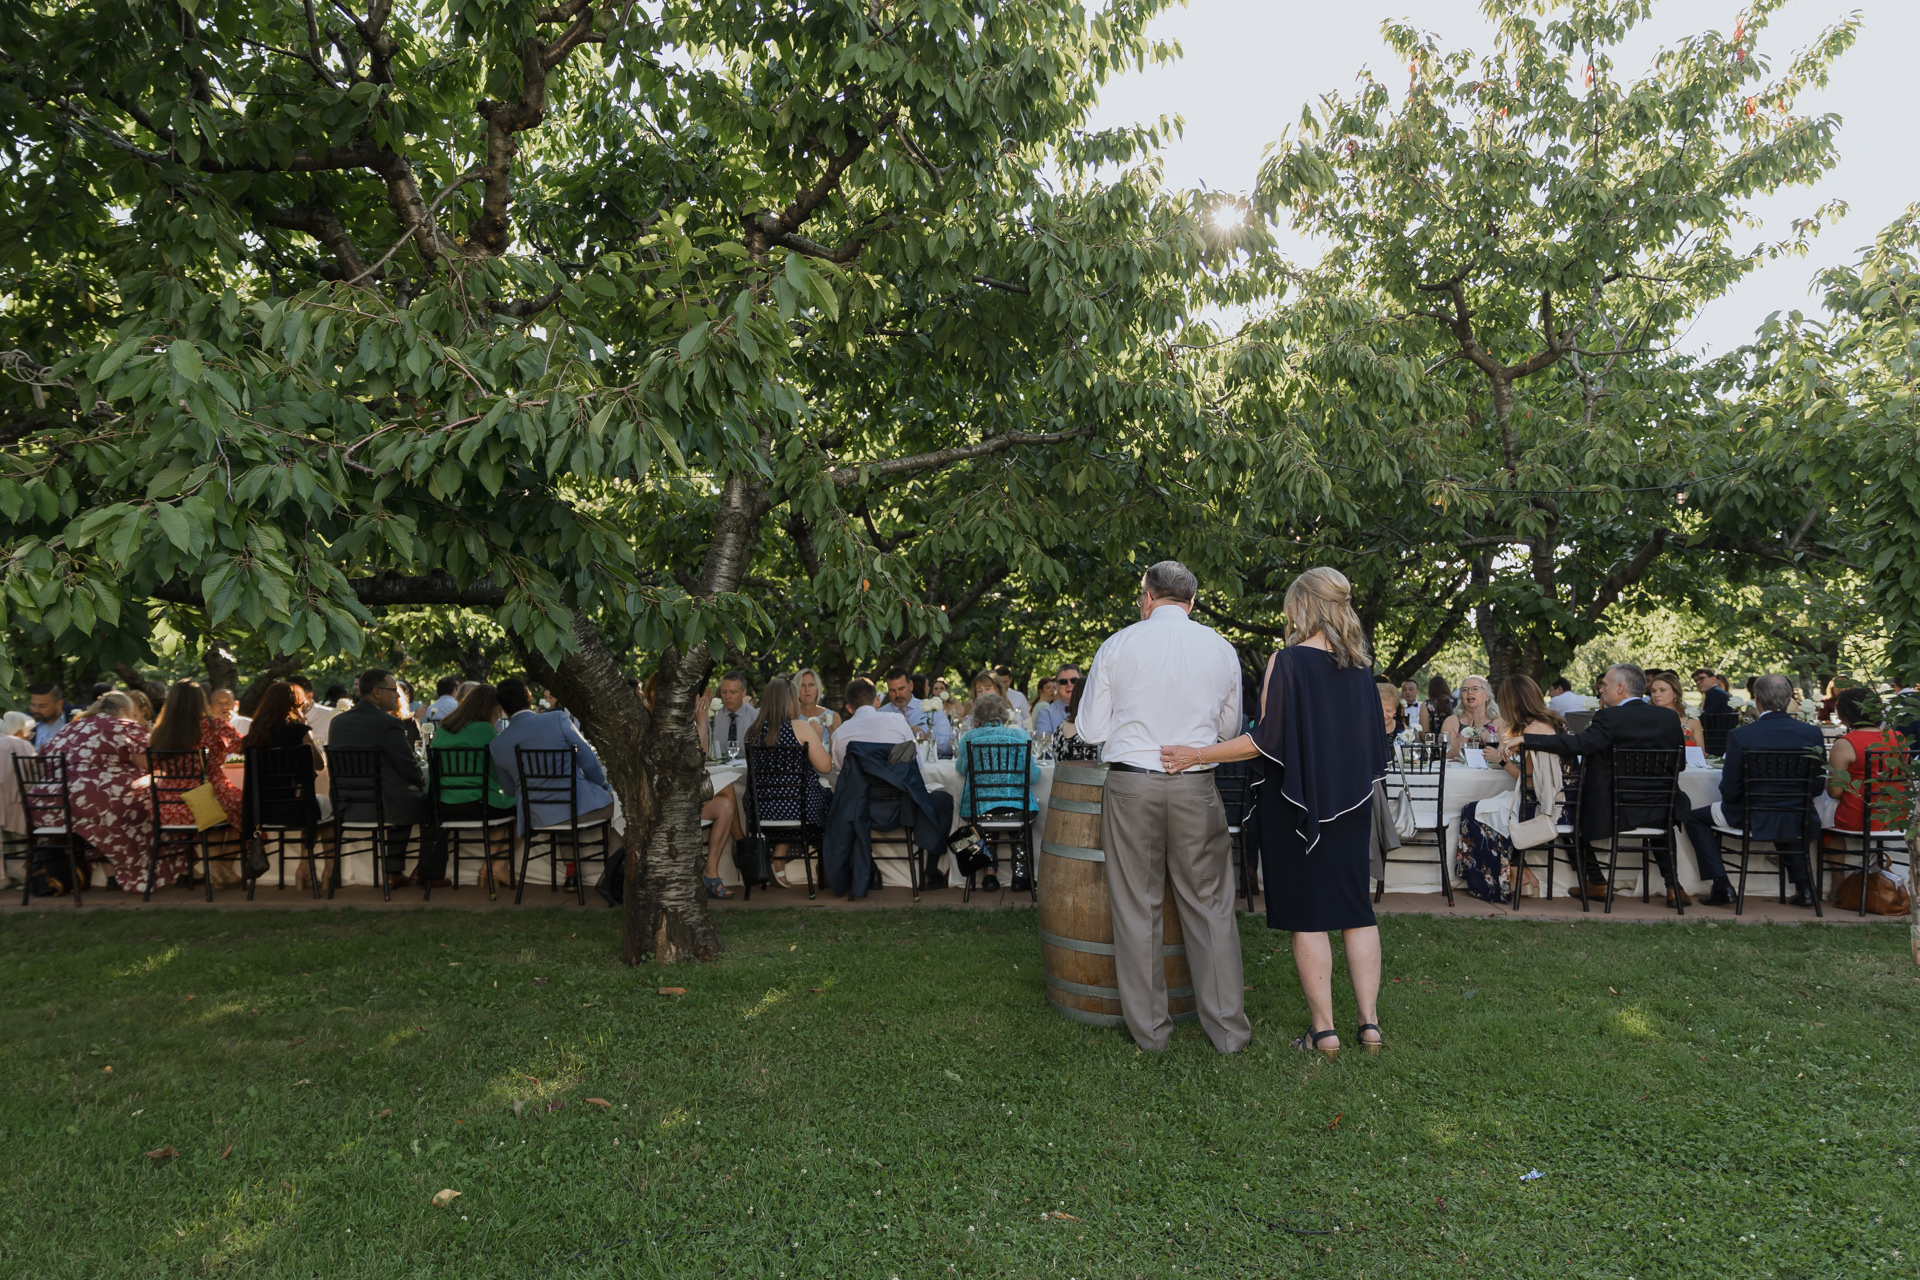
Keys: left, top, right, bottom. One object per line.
{"left": 821, "top": 742, "right": 953, "bottom": 898}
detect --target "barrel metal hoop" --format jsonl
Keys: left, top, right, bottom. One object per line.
{"left": 1039, "top": 928, "right": 1185, "bottom": 958}
{"left": 1048, "top": 797, "right": 1104, "bottom": 816}
{"left": 1045, "top": 993, "right": 1126, "bottom": 1027}
{"left": 1054, "top": 765, "right": 1110, "bottom": 788}
{"left": 1045, "top": 992, "right": 1199, "bottom": 1027}
{"left": 1045, "top": 973, "right": 1194, "bottom": 1001}
{"left": 1040, "top": 839, "right": 1104, "bottom": 863}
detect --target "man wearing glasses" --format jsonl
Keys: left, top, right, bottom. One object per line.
{"left": 1033, "top": 665, "right": 1080, "bottom": 737}
{"left": 326, "top": 669, "right": 433, "bottom": 888}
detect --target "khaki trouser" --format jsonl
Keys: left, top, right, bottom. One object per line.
{"left": 1100, "top": 769, "right": 1251, "bottom": 1053}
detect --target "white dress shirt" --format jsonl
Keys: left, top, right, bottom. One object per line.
{"left": 1074, "top": 604, "right": 1242, "bottom": 771}
{"left": 1547, "top": 691, "right": 1587, "bottom": 714}
{"left": 305, "top": 703, "right": 333, "bottom": 747}
{"left": 711, "top": 703, "right": 759, "bottom": 752}
{"left": 830, "top": 702, "right": 915, "bottom": 773}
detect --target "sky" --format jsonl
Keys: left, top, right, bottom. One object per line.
{"left": 1083, "top": 0, "right": 1917, "bottom": 357}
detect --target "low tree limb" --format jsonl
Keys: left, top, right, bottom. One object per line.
{"left": 828, "top": 426, "right": 1096, "bottom": 488}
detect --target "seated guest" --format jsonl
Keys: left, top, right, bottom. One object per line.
{"left": 665, "top": 677, "right": 740, "bottom": 895}
{"left": 742, "top": 677, "right": 831, "bottom": 892}
{"left": 240, "top": 680, "right": 326, "bottom": 829}
{"left": 1647, "top": 672, "right": 1706, "bottom": 750}
{"left": 422, "top": 676, "right": 461, "bottom": 724}
{"left": 1029, "top": 677, "right": 1059, "bottom": 726}
{"left": 424, "top": 682, "right": 515, "bottom": 884}
{"left": 1523, "top": 663, "right": 1689, "bottom": 907}
{"left": 1826, "top": 687, "right": 1907, "bottom": 837}
{"left": 490, "top": 676, "right": 617, "bottom": 824}
{"left": 28, "top": 681, "right": 72, "bottom": 750}
{"left": 993, "top": 665, "right": 1031, "bottom": 720}
{"left": 1454, "top": 675, "right": 1564, "bottom": 903}
{"left": 327, "top": 669, "right": 430, "bottom": 888}
{"left": 1694, "top": 668, "right": 1731, "bottom": 717}
{"left": 883, "top": 667, "right": 953, "bottom": 756}
{"left": 1033, "top": 664, "right": 1079, "bottom": 736}
{"left": 968, "top": 670, "right": 999, "bottom": 703}
{"left": 1440, "top": 675, "right": 1497, "bottom": 761}
{"left": 954, "top": 692, "right": 1041, "bottom": 892}
{"left": 1419, "top": 675, "right": 1453, "bottom": 736}
{"left": 208, "top": 686, "right": 251, "bottom": 737}
{"left": 1546, "top": 677, "right": 1587, "bottom": 715}
{"left": 708, "top": 669, "right": 759, "bottom": 757}
{"left": 1399, "top": 679, "right": 1421, "bottom": 716}
{"left": 794, "top": 669, "right": 840, "bottom": 735}
{"left": 1, "top": 711, "right": 38, "bottom": 868}
{"left": 1680, "top": 673, "right": 1824, "bottom": 906}
{"left": 42, "top": 692, "right": 153, "bottom": 892}
{"left": 831, "top": 678, "right": 915, "bottom": 774}
{"left": 290, "top": 676, "right": 331, "bottom": 746}
{"left": 152, "top": 681, "right": 245, "bottom": 835}
{"left": 1054, "top": 663, "right": 1101, "bottom": 764}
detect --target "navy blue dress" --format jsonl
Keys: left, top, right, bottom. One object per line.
{"left": 1252, "top": 647, "right": 1389, "bottom": 932}
{"left": 756, "top": 720, "right": 830, "bottom": 828}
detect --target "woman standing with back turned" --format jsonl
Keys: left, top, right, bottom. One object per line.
{"left": 1160, "top": 567, "right": 1389, "bottom": 1056}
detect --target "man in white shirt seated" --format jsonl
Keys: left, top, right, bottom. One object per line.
{"left": 831, "top": 678, "right": 914, "bottom": 775}
{"left": 994, "top": 665, "right": 1031, "bottom": 720}
{"left": 291, "top": 675, "right": 332, "bottom": 746}
{"left": 1546, "top": 677, "right": 1587, "bottom": 715}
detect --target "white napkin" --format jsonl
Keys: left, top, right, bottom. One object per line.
{"left": 1685, "top": 746, "right": 1708, "bottom": 770}
{"left": 1463, "top": 749, "right": 1489, "bottom": 770}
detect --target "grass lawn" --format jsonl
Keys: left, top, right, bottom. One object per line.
{"left": 1, "top": 906, "right": 1915, "bottom": 1279}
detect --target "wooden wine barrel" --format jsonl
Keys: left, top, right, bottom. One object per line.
{"left": 1037, "top": 763, "right": 1196, "bottom": 1027}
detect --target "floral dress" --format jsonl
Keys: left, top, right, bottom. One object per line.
{"left": 41, "top": 715, "right": 165, "bottom": 891}
{"left": 157, "top": 717, "right": 244, "bottom": 831}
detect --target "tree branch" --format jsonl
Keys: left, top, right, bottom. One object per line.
{"left": 827, "top": 426, "right": 1096, "bottom": 488}
{"left": 1582, "top": 528, "right": 1669, "bottom": 623}
{"left": 261, "top": 202, "right": 370, "bottom": 280}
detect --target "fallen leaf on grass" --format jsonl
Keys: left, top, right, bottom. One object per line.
{"left": 532, "top": 978, "right": 548, "bottom": 986}
{"left": 431, "top": 1189, "right": 462, "bottom": 1208}
{"left": 184, "top": 995, "right": 195, "bottom": 1002}
{"left": 1327, "top": 1113, "right": 1344, "bottom": 1132}
{"left": 809, "top": 988, "right": 823, "bottom": 994}
{"left": 376, "top": 1109, "right": 392, "bottom": 1119}
{"left": 1043, "top": 1211, "right": 1079, "bottom": 1221}
{"left": 586, "top": 1098, "right": 611, "bottom": 1109}
{"left": 292, "top": 1079, "right": 310, "bottom": 1086}
{"left": 658, "top": 987, "right": 687, "bottom": 996}
{"left": 289, "top": 1037, "right": 308, "bottom": 1046}
{"left": 103, "top": 1065, "right": 113, "bottom": 1074}
{"left": 1608, "top": 986, "right": 1619, "bottom": 995}
{"left": 144, "top": 1146, "right": 178, "bottom": 1161}
{"left": 219, "top": 1144, "right": 233, "bottom": 1160}
{"left": 130, "top": 1109, "right": 144, "bottom": 1117}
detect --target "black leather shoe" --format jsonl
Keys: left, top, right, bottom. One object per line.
{"left": 1787, "top": 888, "right": 1813, "bottom": 908}
{"left": 1010, "top": 877, "right": 1033, "bottom": 894}
{"left": 1704, "top": 882, "right": 1739, "bottom": 907}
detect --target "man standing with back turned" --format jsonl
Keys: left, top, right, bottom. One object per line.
{"left": 1075, "top": 561, "right": 1250, "bottom": 1054}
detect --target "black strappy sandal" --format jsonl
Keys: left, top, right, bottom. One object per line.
{"left": 1356, "top": 1022, "right": 1385, "bottom": 1055}
{"left": 1291, "top": 1027, "right": 1340, "bottom": 1059}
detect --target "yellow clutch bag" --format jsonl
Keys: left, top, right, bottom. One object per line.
{"left": 182, "top": 782, "right": 229, "bottom": 831}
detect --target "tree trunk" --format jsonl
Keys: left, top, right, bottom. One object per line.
{"left": 460, "top": 636, "right": 489, "bottom": 682}
{"left": 203, "top": 644, "right": 239, "bottom": 693}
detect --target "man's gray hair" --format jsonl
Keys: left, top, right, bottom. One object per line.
{"left": 1142, "top": 560, "right": 1198, "bottom": 604}
{"left": 1606, "top": 663, "right": 1648, "bottom": 698}
{"left": 1753, "top": 672, "right": 1794, "bottom": 712}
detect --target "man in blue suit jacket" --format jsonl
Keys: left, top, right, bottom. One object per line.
{"left": 1682, "top": 673, "right": 1824, "bottom": 906}
{"left": 490, "top": 678, "right": 621, "bottom": 853}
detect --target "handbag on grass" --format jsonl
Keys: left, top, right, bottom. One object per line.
{"left": 182, "top": 782, "right": 229, "bottom": 831}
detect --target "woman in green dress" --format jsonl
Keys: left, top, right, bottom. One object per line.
{"left": 426, "top": 683, "right": 516, "bottom": 885}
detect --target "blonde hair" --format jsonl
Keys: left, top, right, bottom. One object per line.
{"left": 81, "top": 691, "right": 140, "bottom": 720}
{"left": 1283, "top": 567, "right": 1371, "bottom": 669}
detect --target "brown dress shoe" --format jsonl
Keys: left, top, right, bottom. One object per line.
{"left": 1666, "top": 885, "right": 1693, "bottom": 908}
{"left": 387, "top": 873, "right": 413, "bottom": 890}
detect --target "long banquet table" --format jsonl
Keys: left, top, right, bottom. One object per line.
{"left": 1381, "top": 763, "right": 1759, "bottom": 898}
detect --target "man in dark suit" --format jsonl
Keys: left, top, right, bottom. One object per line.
{"left": 1693, "top": 669, "right": 1732, "bottom": 718}
{"left": 1524, "top": 663, "right": 1688, "bottom": 906}
{"left": 1683, "top": 673, "right": 1826, "bottom": 906}
{"left": 326, "top": 669, "right": 433, "bottom": 888}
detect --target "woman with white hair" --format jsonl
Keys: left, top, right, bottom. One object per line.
{"left": 1440, "top": 675, "right": 1497, "bottom": 762}
{"left": 1, "top": 710, "right": 37, "bottom": 849}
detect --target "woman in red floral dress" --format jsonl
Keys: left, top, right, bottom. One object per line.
{"left": 151, "top": 682, "right": 245, "bottom": 834}
{"left": 41, "top": 692, "right": 159, "bottom": 891}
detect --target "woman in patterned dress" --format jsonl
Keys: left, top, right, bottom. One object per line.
{"left": 745, "top": 677, "right": 830, "bottom": 890}
{"left": 151, "top": 682, "right": 245, "bottom": 832}
{"left": 1440, "top": 675, "right": 1498, "bottom": 761}
{"left": 41, "top": 692, "right": 159, "bottom": 891}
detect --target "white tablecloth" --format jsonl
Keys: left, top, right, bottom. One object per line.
{"left": 1382, "top": 766, "right": 1735, "bottom": 897}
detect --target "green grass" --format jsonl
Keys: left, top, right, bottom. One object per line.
{"left": 1, "top": 907, "right": 1916, "bottom": 1279}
